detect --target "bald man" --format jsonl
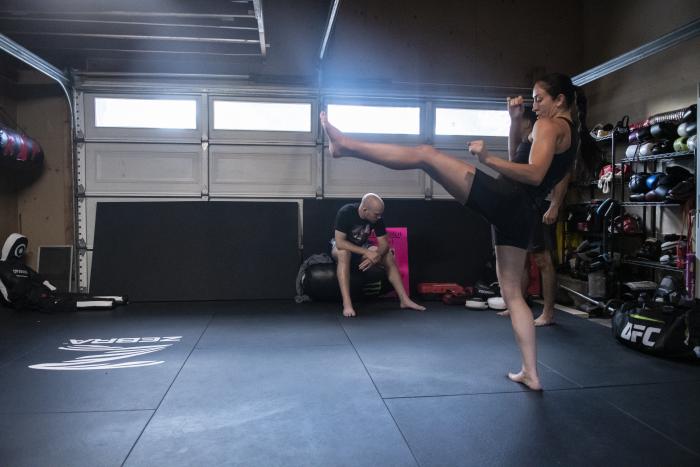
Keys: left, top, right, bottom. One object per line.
{"left": 331, "top": 193, "right": 425, "bottom": 317}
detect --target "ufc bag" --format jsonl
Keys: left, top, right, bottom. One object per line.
{"left": 612, "top": 301, "right": 700, "bottom": 359}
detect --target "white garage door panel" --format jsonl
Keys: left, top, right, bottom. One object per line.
{"left": 209, "top": 145, "right": 316, "bottom": 196}
{"left": 85, "top": 143, "right": 203, "bottom": 195}
{"left": 323, "top": 152, "right": 425, "bottom": 198}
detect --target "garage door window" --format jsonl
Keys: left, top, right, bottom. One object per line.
{"left": 435, "top": 108, "right": 509, "bottom": 136}
{"left": 94, "top": 98, "right": 197, "bottom": 129}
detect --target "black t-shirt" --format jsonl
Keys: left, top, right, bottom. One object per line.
{"left": 333, "top": 203, "right": 387, "bottom": 246}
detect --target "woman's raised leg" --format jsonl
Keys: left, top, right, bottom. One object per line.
{"left": 495, "top": 244, "right": 542, "bottom": 391}
{"left": 321, "top": 112, "right": 476, "bottom": 204}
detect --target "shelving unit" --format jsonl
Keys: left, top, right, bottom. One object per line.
{"left": 560, "top": 106, "right": 697, "bottom": 311}
{"left": 621, "top": 258, "right": 684, "bottom": 273}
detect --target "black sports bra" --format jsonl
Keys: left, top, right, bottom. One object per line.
{"left": 526, "top": 116, "right": 578, "bottom": 201}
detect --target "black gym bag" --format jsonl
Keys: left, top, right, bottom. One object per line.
{"left": 612, "top": 301, "right": 700, "bottom": 359}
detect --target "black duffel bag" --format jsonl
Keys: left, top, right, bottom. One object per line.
{"left": 612, "top": 300, "right": 700, "bottom": 359}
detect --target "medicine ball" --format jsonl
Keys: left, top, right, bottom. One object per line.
{"left": 636, "top": 126, "right": 652, "bottom": 141}
{"left": 673, "top": 136, "right": 688, "bottom": 153}
{"left": 628, "top": 127, "right": 652, "bottom": 144}
{"left": 651, "top": 140, "right": 674, "bottom": 155}
{"left": 678, "top": 122, "right": 697, "bottom": 137}
{"left": 628, "top": 173, "right": 649, "bottom": 193}
{"left": 650, "top": 122, "right": 677, "bottom": 140}
{"left": 657, "top": 175, "right": 677, "bottom": 189}
{"left": 653, "top": 184, "right": 671, "bottom": 201}
{"left": 639, "top": 142, "right": 655, "bottom": 157}
{"left": 625, "top": 144, "right": 639, "bottom": 159}
{"left": 644, "top": 186, "right": 670, "bottom": 202}
{"left": 688, "top": 135, "right": 696, "bottom": 152}
{"left": 629, "top": 128, "right": 651, "bottom": 144}
{"left": 645, "top": 172, "right": 664, "bottom": 190}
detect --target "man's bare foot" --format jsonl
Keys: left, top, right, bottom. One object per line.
{"left": 496, "top": 310, "right": 510, "bottom": 317}
{"left": 534, "top": 313, "right": 555, "bottom": 327}
{"left": 342, "top": 306, "right": 357, "bottom": 317}
{"left": 507, "top": 370, "right": 542, "bottom": 391}
{"left": 400, "top": 299, "right": 426, "bottom": 311}
{"left": 319, "top": 111, "right": 348, "bottom": 158}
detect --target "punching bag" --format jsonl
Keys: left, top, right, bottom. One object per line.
{"left": 0, "top": 126, "right": 45, "bottom": 169}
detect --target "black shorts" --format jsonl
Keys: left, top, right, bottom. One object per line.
{"left": 528, "top": 200, "right": 556, "bottom": 253}
{"left": 465, "top": 169, "right": 539, "bottom": 249}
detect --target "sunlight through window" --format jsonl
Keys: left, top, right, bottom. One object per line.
{"left": 213, "top": 101, "right": 311, "bottom": 132}
{"left": 326, "top": 104, "right": 420, "bottom": 135}
{"left": 435, "top": 108, "right": 509, "bottom": 136}
{"left": 95, "top": 98, "right": 197, "bottom": 129}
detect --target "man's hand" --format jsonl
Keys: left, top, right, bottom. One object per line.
{"left": 508, "top": 96, "right": 524, "bottom": 119}
{"left": 542, "top": 206, "right": 558, "bottom": 225}
{"left": 359, "top": 249, "right": 382, "bottom": 271}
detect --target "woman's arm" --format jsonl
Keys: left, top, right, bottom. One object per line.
{"left": 470, "top": 118, "right": 560, "bottom": 186}
{"left": 507, "top": 96, "right": 525, "bottom": 161}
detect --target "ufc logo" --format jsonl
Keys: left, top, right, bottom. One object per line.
{"left": 620, "top": 323, "right": 661, "bottom": 347}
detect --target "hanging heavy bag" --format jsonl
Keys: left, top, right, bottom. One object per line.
{"left": 0, "top": 126, "right": 45, "bottom": 171}
{"left": 611, "top": 301, "right": 700, "bottom": 359}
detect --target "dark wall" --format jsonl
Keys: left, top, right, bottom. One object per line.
{"left": 322, "top": 0, "right": 583, "bottom": 89}
{"left": 303, "top": 199, "right": 496, "bottom": 292}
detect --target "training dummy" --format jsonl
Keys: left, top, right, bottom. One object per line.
{"left": 0, "top": 233, "right": 127, "bottom": 312}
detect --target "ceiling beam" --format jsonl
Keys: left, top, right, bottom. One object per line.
{"left": 5, "top": 31, "right": 262, "bottom": 45}
{"left": 0, "top": 10, "right": 255, "bottom": 20}
{"left": 573, "top": 18, "right": 700, "bottom": 86}
{"left": 0, "top": 17, "right": 259, "bottom": 32}
{"left": 36, "top": 47, "right": 262, "bottom": 58}
{"left": 319, "top": 0, "right": 341, "bottom": 61}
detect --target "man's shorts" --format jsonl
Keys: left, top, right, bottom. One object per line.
{"left": 528, "top": 200, "right": 557, "bottom": 253}
{"left": 329, "top": 238, "right": 372, "bottom": 264}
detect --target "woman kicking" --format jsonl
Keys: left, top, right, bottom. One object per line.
{"left": 320, "top": 73, "right": 596, "bottom": 390}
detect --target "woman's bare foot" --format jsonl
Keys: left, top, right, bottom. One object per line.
{"left": 496, "top": 310, "right": 510, "bottom": 317}
{"left": 319, "top": 111, "right": 348, "bottom": 158}
{"left": 342, "top": 306, "right": 357, "bottom": 317}
{"left": 534, "top": 313, "right": 555, "bottom": 327}
{"left": 508, "top": 370, "right": 542, "bottom": 391}
{"left": 400, "top": 299, "right": 426, "bottom": 311}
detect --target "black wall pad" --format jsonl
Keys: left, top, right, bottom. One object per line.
{"left": 91, "top": 202, "right": 299, "bottom": 301}
{"left": 38, "top": 245, "right": 73, "bottom": 292}
{"left": 303, "top": 199, "right": 494, "bottom": 291}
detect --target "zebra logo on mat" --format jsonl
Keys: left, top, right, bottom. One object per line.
{"left": 29, "top": 336, "right": 182, "bottom": 371}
